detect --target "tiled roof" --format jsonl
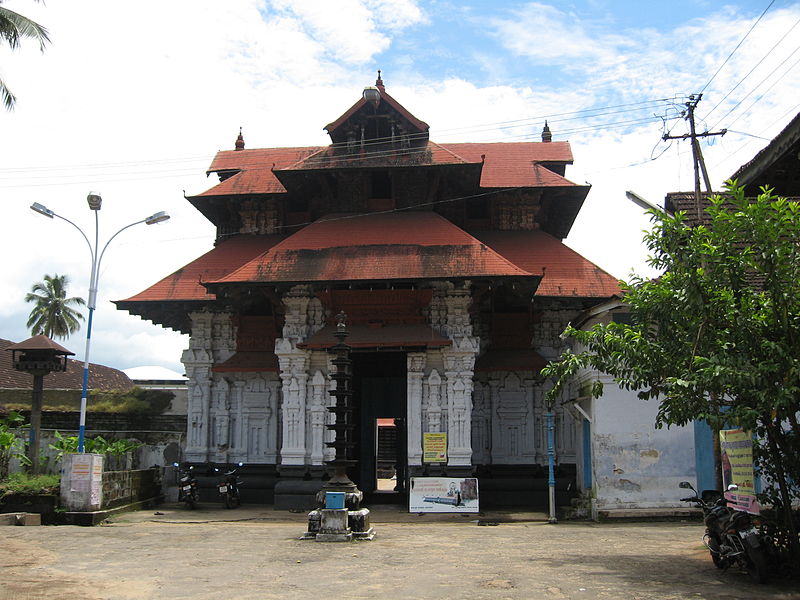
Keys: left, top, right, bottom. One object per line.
{"left": 299, "top": 323, "right": 450, "bottom": 350}
{"left": 276, "top": 141, "right": 475, "bottom": 171}
{"left": 6, "top": 335, "right": 74, "bottom": 355}
{"left": 197, "top": 147, "right": 323, "bottom": 197}
{"left": 193, "top": 141, "right": 578, "bottom": 196}
{"left": 443, "top": 142, "right": 574, "bottom": 188}
{"left": 325, "top": 88, "right": 429, "bottom": 135}
{"left": 0, "top": 338, "right": 133, "bottom": 392}
{"left": 209, "top": 212, "right": 536, "bottom": 285}
{"left": 117, "top": 235, "right": 284, "bottom": 303}
{"left": 474, "top": 230, "right": 620, "bottom": 298}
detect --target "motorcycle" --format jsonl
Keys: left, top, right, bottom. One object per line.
{"left": 215, "top": 463, "right": 243, "bottom": 509}
{"left": 678, "top": 481, "right": 770, "bottom": 583}
{"left": 174, "top": 463, "right": 199, "bottom": 509}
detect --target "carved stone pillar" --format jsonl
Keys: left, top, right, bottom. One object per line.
{"left": 309, "top": 370, "right": 328, "bottom": 465}
{"left": 406, "top": 353, "right": 426, "bottom": 466}
{"left": 183, "top": 311, "right": 214, "bottom": 462}
{"left": 425, "top": 369, "right": 442, "bottom": 433}
{"left": 440, "top": 283, "right": 479, "bottom": 468}
{"left": 275, "top": 285, "right": 313, "bottom": 468}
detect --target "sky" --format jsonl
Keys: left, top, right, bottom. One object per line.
{"left": 2, "top": 0, "right": 799, "bottom": 375}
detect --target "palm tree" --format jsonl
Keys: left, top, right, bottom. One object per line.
{"left": 0, "top": 0, "right": 50, "bottom": 110}
{"left": 25, "top": 274, "right": 85, "bottom": 340}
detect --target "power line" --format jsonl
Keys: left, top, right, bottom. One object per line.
{"left": 702, "top": 15, "right": 800, "bottom": 122}
{"left": 698, "top": 0, "right": 775, "bottom": 95}
{"left": 710, "top": 41, "right": 800, "bottom": 131}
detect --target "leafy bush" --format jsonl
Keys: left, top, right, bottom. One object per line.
{"left": 0, "top": 409, "right": 30, "bottom": 479}
{"left": 49, "top": 431, "right": 143, "bottom": 462}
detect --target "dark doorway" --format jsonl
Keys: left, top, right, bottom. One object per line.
{"left": 351, "top": 351, "right": 407, "bottom": 502}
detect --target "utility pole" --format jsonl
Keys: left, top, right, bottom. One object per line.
{"left": 663, "top": 94, "right": 727, "bottom": 219}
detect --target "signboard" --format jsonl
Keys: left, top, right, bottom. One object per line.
{"left": 409, "top": 477, "right": 479, "bottom": 513}
{"left": 720, "top": 428, "right": 760, "bottom": 514}
{"left": 423, "top": 433, "right": 447, "bottom": 463}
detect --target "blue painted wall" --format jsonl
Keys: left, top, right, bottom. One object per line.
{"left": 693, "top": 420, "right": 716, "bottom": 492}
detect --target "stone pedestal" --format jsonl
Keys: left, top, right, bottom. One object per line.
{"left": 302, "top": 490, "right": 375, "bottom": 541}
{"left": 60, "top": 453, "right": 104, "bottom": 512}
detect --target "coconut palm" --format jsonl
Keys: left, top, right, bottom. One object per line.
{"left": 0, "top": 0, "right": 50, "bottom": 110}
{"left": 25, "top": 274, "right": 85, "bottom": 340}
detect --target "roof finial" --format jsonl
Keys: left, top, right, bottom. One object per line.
{"left": 541, "top": 120, "right": 552, "bottom": 143}
{"left": 376, "top": 69, "right": 385, "bottom": 92}
{"left": 235, "top": 127, "right": 245, "bottom": 151}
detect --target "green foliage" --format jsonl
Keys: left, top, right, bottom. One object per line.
{"left": 0, "top": 0, "right": 50, "bottom": 110}
{"left": 48, "top": 431, "right": 142, "bottom": 462}
{"left": 0, "top": 409, "right": 30, "bottom": 479}
{"left": 25, "top": 273, "right": 85, "bottom": 340}
{"left": 0, "top": 472, "right": 59, "bottom": 498}
{"left": 89, "top": 387, "right": 174, "bottom": 414}
{"left": 542, "top": 182, "right": 800, "bottom": 566}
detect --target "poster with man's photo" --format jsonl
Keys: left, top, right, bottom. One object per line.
{"left": 409, "top": 477, "right": 479, "bottom": 513}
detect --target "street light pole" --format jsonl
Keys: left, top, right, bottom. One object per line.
{"left": 30, "top": 194, "right": 169, "bottom": 452}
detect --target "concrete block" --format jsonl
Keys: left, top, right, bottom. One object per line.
{"left": 16, "top": 513, "right": 41, "bottom": 526}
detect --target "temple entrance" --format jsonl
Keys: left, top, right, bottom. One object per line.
{"left": 351, "top": 351, "right": 407, "bottom": 502}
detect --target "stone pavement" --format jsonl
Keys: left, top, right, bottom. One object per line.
{"left": 2, "top": 504, "right": 799, "bottom": 600}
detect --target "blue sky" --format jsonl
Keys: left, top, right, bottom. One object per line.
{"left": 1, "top": 0, "right": 799, "bottom": 373}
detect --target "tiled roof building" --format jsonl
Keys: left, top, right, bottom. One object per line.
{"left": 117, "top": 74, "right": 619, "bottom": 508}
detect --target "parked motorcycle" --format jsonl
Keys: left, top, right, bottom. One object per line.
{"left": 174, "top": 463, "right": 199, "bottom": 509}
{"left": 215, "top": 463, "right": 243, "bottom": 509}
{"left": 678, "top": 481, "right": 770, "bottom": 583}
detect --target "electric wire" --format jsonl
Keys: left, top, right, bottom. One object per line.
{"left": 710, "top": 41, "right": 800, "bottom": 131}
{"left": 698, "top": 0, "right": 775, "bottom": 95}
{"left": 702, "top": 15, "right": 800, "bottom": 122}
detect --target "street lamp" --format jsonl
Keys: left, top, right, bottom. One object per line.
{"left": 30, "top": 193, "right": 170, "bottom": 452}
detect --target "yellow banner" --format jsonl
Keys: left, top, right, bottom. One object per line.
{"left": 423, "top": 433, "right": 447, "bottom": 463}
{"left": 719, "top": 428, "right": 759, "bottom": 514}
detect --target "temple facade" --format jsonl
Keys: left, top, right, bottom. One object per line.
{"left": 118, "top": 74, "right": 620, "bottom": 507}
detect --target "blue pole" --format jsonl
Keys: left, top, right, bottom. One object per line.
{"left": 546, "top": 411, "right": 557, "bottom": 523}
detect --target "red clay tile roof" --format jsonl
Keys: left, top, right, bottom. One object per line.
{"left": 299, "top": 323, "right": 450, "bottom": 350}
{"left": 0, "top": 338, "right": 132, "bottom": 392}
{"left": 276, "top": 141, "right": 475, "bottom": 171}
{"left": 208, "top": 212, "right": 536, "bottom": 285}
{"left": 474, "top": 230, "right": 620, "bottom": 298}
{"left": 193, "top": 141, "right": 578, "bottom": 197}
{"left": 6, "top": 335, "right": 74, "bottom": 355}
{"left": 443, "top": 142, "right": 574, "bottom": 188}
{"left": 325, "top": 88, "right": 429, "bottom": 135}
{"left": 117, "top": 235, "right": 284, "bottom": 303}
{"left": 197, "top": 147, "right": 323, "bottom": 197}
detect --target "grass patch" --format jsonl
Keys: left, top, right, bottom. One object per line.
{"left": 0, "top": 473, "right": 60, "bottom": 498}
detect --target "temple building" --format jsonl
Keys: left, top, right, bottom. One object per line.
{"left": 117, "top": 74, "right": 620, "bottom": 508}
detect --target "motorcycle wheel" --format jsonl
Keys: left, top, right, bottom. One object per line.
{"left": 745, "top": 545, "right": 769, "bottom": 584}
{"left": 224, "top": 492, "right": 234, "bottom": 509}
{"left": 185, "top": 497, "right": 196, "bottom": 510}
{"left": 707, "top": 536, "right": 725, "bottom": 569}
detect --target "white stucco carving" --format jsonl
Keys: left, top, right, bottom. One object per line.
{"left": 406, "top": 353, "right": 426, "bottom": 466}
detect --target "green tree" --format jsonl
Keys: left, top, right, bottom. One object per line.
{"left": 0, "top": 0, "right": 49, "bottom": 110}
{"left": 542, "top": 182, "right": 800, "bottom": 567}
{"left": 25, "top": 274, "right": 85, "bottom": 340}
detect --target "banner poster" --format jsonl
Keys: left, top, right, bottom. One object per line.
{"left": 422, "top": 433, "right": 447, "bottom": 463}
{"left": 409, "top": 477, "right": 479, "bottom": 513}
{"left": 719, "top": 428, "right": 760, "bottom": 514}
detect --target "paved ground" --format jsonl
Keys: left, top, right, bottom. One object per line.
{"left": 2, "top": 504, "right": 799, "bottom": 600}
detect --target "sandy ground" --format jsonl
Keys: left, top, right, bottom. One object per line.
{"left": 2, "top": 505, "right": 799, "bottom": 600}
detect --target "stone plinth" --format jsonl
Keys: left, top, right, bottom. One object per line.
{"left": 315, "top": 508, "right": 352, "bottom": 542}
{"left": 60, "top": 453, "right": 104, "bottom": 512}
